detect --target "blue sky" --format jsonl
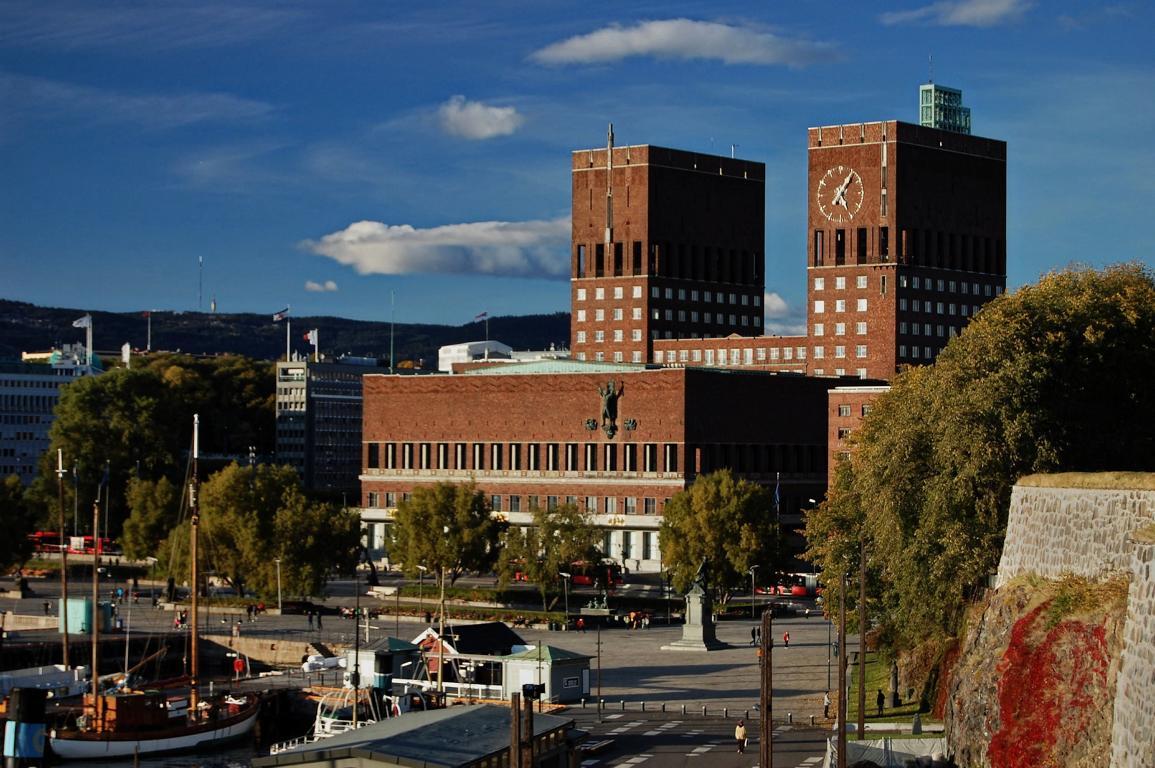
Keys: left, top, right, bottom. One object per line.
{"left": 2, "top": 1, "right": 1152, "bottom": 334}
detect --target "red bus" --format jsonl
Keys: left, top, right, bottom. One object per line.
{"left": 27, "top": 531, "right": 116, "bottom": 556}
{"left": 512, "top": 560, "right": 624, "bottom": 588}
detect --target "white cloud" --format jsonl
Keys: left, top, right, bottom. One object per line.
{"left": 530, "top": 19, "right": 831, "bottom": 67}
{"left": 763, "top": 292, "right": 807, "bottom": 336}
{"left": 305, "top": 217, "right": 571, "bottom": 279}
{"left": 763, "top": 291, "right": 790, "bottom": 319}
{"left": 438, "top": 95, "right": 524, "bottom": 140}
{"left": 304, "top": 280, "right": 338, "bottom": 292}
{"left": 880, "top": 0, "right": 1031, "bottom": 27}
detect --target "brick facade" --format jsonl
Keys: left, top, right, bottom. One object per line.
{"left": 570, "top": 136, "right": 766, "bottom": 365}
{"left": 361, "top": 366, "right": 835, "bottom": 572}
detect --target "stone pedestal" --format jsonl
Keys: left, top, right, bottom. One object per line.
{"left": 661, "top": 582, "right": 724, "bottom": 652}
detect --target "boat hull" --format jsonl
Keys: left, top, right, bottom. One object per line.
{"left": 48, "top": 699, "right": 259, "bottom": 760}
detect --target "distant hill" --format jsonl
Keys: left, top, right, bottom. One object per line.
{"left": 0, "top": 299, "right": 571, "bottom": 366}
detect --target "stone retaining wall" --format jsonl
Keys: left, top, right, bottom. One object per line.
{"left": 996, "top": 484, "right": 1155, "bottom": 588}
{"left": 981, "top": 476, "right": 1155, "bottom": 768}
{"left": 1110, "top": 535, "right": 1155, "bottom": 768}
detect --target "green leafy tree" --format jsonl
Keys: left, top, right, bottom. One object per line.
{"left": 499, "top": 503, "right": 601, "bottom": 610}
{"left": 0, "top": 475, "right": 36, "bottom": 569}
{"left": 274, "top": 498, "right": 362, "bottom": 597}
{"left": 120, "top": 476, "right": 181, "bottom": 561}
{"left": 160, "top": 462, "right": 356, "bottom": 600}
{"left": 806, "top": 263, "right": 1155, "bottom": 654}
{"left": 388, "top": 482, "right": 503, "bottom": 591}
{"left": 659, "top": 469, "right": 777, "bottom": 600}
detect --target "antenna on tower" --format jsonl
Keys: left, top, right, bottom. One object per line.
{"left": 605, "top": 123, "right": 614, "bottom": 246}
{"left": 198, "top": 255, "right": 204, "bottom": 312}
{"left": 928, "top": 53, "right": 934, "bottom": 84}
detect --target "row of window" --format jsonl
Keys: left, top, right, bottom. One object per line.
{"left": 898, "top": 298, "right": 984, "bottom": 317}
{"left": 367, "top": 441, "right": 681, "bottom": 474}
{"left": 573, "top": 351, "right": 646, "bottom": 363}
{"left": 813, "top": 322, "right": 867, "bottom": 337}
{"left": 0, "top": 394, "right": 60, "bottom": 412}
{"left": 901, "top": 322, "right": 959, "bottom": 339}
{"left": 368, "top": 490, "right": 665, "bottom": 517}
{"left": 813, "top": 226, "right": 1005, "bottom": 273}
{"left": 899, "top": 275, "right": 1001, "bottom": 296}
{"left": 813, "top": 345, "right": 868, "bottom": 360}
{"left": 812, "top": 368, "right": 869, "bottom": 378}
{"left": 653, "top": 345, "right": 808, "bottom": 365}
{"left": 575, "top": 241, "right": 763, "bottom": 285}
{"left": 814, "top": 275, "right": 870, "bottom": 291}
{"left": 836, "top": 404, "right": 873, "bottom": 418}
{"left": 898, "top": 345, "right": 941, "bottom": 360}
{"left": 813, "top": 298, "right": 868, "bottom": 314}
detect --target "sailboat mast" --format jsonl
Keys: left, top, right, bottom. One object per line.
{"left": 57, "top": 449, "right": 70, "bottom": 667}
{"left": 90, "top": 490, "right": 101, "bottom": 729}
{"left": 189, "top": 414, "right": 200, "bottom": 714}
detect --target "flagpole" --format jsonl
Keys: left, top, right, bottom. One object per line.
{"left": 86, "top": 320, "right": 93, "bottom": 373}
{"left": 286, "top": 317, "right": 291, "bottom": 362}
{"left": 313, "top": 330, "right": 319, "bottom": 363}
{"left": 146, "top": 313, "right": 152, "bottom": 352}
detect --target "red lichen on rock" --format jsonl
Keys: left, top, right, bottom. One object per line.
{"left": 987, "top": 600, "right": 1111, "bottom": 768}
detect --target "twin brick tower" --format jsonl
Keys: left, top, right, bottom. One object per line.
{"left": 569, "top": 86, "right": 1006, "bottom": 380}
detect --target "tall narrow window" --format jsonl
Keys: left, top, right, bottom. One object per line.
{"left": 856, "top": 228, "right": 868, "bottom": 264}
{"left": 879, "top": 227, "right": 889, "bottom": 260}
{"left": 576, "top": 244, "right": 587, "bottom": 276}
{"left": 813, "top": 230, "right": 825, "bottom": 267}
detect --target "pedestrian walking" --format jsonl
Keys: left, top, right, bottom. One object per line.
{"left": 734, "top": 719, "right": 747, "bottom": 754}
{"left": 43, "top": 600, "right": 51, "bottom": 616}
{"left": 576, "top": 617, "right": 586, "bottom": 632}
{"left": 307, "top": 611, "right": 314, "bottom": 630}
{"left": 876, "top": 689, "right": 885, "bottom": 717}
{"left": 824, "top": 691, "right": 831, "bottom": 719}
{"left": 316, "top": 611, "right": 323, "bottom": 630}
{"left": 751, "top": 627, "right": 757, "bottom": 646}
{"left": 783, "top": 630, "right": 790, "bottom": 648}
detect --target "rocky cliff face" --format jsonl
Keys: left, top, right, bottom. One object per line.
{"left": 945, "top": 576, "right": 1128, "bottom": 768}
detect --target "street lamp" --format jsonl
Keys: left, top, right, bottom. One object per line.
{"left": 559, "top": 572, "right": 572, "bottom": 628}
{"left": 748, "top": 565, "right": 760, "bottom": 619}
{"left": 274, "top": 558, "right": 282, "bottom": 613}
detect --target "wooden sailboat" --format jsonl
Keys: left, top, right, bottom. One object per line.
{"left": 48, "top": 415, "right": 261, "bottom": 760}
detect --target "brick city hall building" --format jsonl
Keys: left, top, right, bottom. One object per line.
{"left": 361, "top": 87, "right": 1006, "bottom": 573}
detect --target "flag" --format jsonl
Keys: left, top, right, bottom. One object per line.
{"left": 73, "top": 314, "right": 92, "bottom": 328}
{"left": 141, "top": 310, "right": 151, "bottom": 318}
{"left": 99, "top": 463, "right": 110, "bottom": 492}
{"left": 473, "top": 311, "right": 488, "bottom": 322}
{"left": 272, "top": 307, "right": 289, "bottom": 322}
{"left": 304, "top": 329, "right": 317, "bottom": 344}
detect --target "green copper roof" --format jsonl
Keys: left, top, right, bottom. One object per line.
{"left": 463, "top": 359, "right": 647, "bottom": 376}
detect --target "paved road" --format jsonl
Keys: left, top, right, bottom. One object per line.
{"left": 568, "top": 710, "right": 827, "bottom": 768}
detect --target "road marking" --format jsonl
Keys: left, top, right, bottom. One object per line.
{"left": 608, "top": 720, "right": 644, "bottom": 735}
{"left": 604, "top": 713, "right": 623, "bottom": 720}
{"left": 681, "top": 728, "right": 703, "bottom": 738}
{"left": 580, "top": 761, "right": 600, "bottom": 767}
{"left": 799, "top": 758, "right": 823, "bottom": 766}
{"left": 687, "top": 742, "right": 721, "bottom": 757}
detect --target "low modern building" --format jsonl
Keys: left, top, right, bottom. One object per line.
{"left": 0, "top": 345, "right": 94, "bottom": 484}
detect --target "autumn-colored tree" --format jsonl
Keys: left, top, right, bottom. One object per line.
{"left": 499, "top": 503, "right": 601, "bottom": 610}
{"left": 806, "top": 263, "right": 1155, "bottom": 653}
{"left": 659, "top": 469, "right": 777, "bottom": 600}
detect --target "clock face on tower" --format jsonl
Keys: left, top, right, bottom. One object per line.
{"left": 817, "top": 165, "right": 864, "bottom": 225}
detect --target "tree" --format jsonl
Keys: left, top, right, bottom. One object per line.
{"left": 120, "top": 476, "right": 181, "bottom": 561}
{"left": 659, "top": 469, "right": 777, "bottom": 599}
{"left": 805, "top": 263, "right": 1155, "bottom": 654}
{"left": 499, "top": 503, "right": 601, "bottom": 610}
{"left": 0, "top": 475, "right": 36, "bottom": 569}
{"left": 388, "top": 482, "right": 502, "bottom": 589}
{"left": 163, "top": 462, "right": 352, "bottom": 600}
